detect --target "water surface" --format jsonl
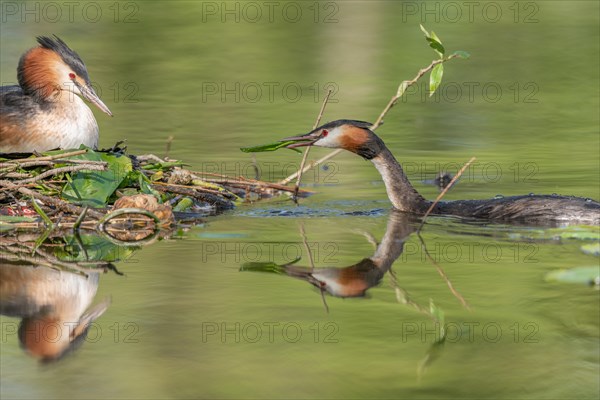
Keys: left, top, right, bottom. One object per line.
{"left": 1, "top": 1, "right": 599, "bottom": 399}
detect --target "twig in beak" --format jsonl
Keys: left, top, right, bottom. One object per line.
{"left": 292, "top": 89, "right": 332, "bottom": 201}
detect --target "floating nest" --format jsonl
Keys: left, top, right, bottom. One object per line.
{"left": 1, "top": 147, "right": 310, "bottom": 242}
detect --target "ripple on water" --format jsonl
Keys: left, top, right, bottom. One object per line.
{"left": 236, "top": 200, "right": 388, "bottom": 218}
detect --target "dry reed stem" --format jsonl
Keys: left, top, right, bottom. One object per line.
{"left": 289, "top": 89, "right": 333, "bottom": 192}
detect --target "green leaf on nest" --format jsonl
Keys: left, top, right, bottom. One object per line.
{"left": 62, "top": 148, "right": 132, "bottom": 208}
{"left": 55, "top": 234, "right": 139, "bottom": 263}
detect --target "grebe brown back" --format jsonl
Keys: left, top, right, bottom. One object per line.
{"left": 0, "top": 36, "right": 112, "bottom": 153}
{"left": 281, "top": 119, "right": 600, "bottom": 226}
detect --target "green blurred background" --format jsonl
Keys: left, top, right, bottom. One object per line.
{"left": 1, "top": 1, "right": 598, "bottom": 399}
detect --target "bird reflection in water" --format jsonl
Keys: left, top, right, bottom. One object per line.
{"left": 241, "top": 211, "right": 419, "bottom": 298}
{"left": 0, "top": 258, "right": 110, "bottom": 363}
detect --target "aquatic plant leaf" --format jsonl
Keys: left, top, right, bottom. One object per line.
{"left": 55, "top": 234, "right": 139, "bottom": 263}
{"left": 429, "top": 63, "right": 444, "bottom": 97}
{"left": 62, "top": 149, "right": 133, "bottom": 207}
{"left": 581, "top": 243, "right": 600, "bottom": 256}
{"left": 240, "top": 258, "right": 302, "bottom": 273}
{"left": 241, "top": 141, "right": 302, "bottom": 153}
{"left": 173, "top": 197, "right": 194, "bottom": 212}
{"left": 545, "top": 266, "right": 600, "bottom": 285}
{"left": 549, "top": 226, "right": 600, "bottom": 240}
{"left": 508, "top": 226, "right": 599, "bottom": 241}
{"left": 240, "top": 262, "right": 285, "bottom": 274}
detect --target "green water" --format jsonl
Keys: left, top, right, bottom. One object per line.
{"left": 1, "top": 1, "right": 599, "bottom": 399}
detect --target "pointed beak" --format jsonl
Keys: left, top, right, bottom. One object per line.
{"left": 71, "top": 297, "right": 111, "bottom": 339}
{"left": 76, "top": 82, "right": 113, "bottom": 116}
{"left": 281, "top": 131, "right": 321, "bottom": 149}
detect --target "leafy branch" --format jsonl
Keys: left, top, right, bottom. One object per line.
{"left": 279, "top": 25, "right": 469, "bottom": 185}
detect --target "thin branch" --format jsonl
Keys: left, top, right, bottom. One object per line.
{"left": 151, "top": 183, "right": 233, "bottom": 209}
{"left": 165, "top": 135, "right": 174, "bottom": 159}
{"left": 299, "top": 223, "right": 316, "bottom": 270}
{"left": 280, "top": 149, "right": 345, "bottom": 185}
{"left": 11, "top": 164, "right": 106, "bottom": 185}
{"left": 417, "top": 156, "right": 476, "bottom": 234}
{"left": 0, "top": 158, "right": 106, "bottom": 170}
{"left": 415, "top": 157, "right": 477, "bottom": 310}
{"left": 0, "top": 172, "right": 31, "bottom": 179}
{"left": 0, "top": 180, "right": 104, "bottom": 219}
{"left": 193, "top": 174, "right": 314, "bottom": 195}
{"left": 289, "top": 89, "right": 333, "bottom": 192}
{"left": 136, "top": 154, "right": 167, "bottom": 164}
{"left": 371, "top": 56, "right": 457, "bottom": 130}
{"left": 298, "top": 222, "right": 329, "bottom": 314}
{"left": 151, "top": 180, "right": 238, "bottom": 200}
{"left": 0, "top": 149, "right": 89, "bottom": 165}
{"left": 388, "top": 268, "right": 430, "bottom": 315}
{"left": 279, "top": 55, "right": 460, "bottom": 185}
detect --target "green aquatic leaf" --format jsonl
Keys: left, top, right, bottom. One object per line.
{"left": 30, "top": 196, "right": 53, "bottom": 226}
{"left": 429, "top": 63, "right": 444, "bottom": 96}
{"left": 240, "top": 262, "right": 286, "bottom": 274}
{"left": 545, "top": 266, "right": 600, "bottom": 285}
{"left": 55, "top": 234, "right": 139, "bottom": 263}
{"left": 581, "top": 243, "right": 600, "bottom": 256}
{"left": 240, "top": 141, "right": 302, "bottom": 153}
{"left": 508, "top": 226, "right": 599, "bottom": 241}
{"left": 173, "top": 197, "right": 194, "bottom": 212}
{"left": 62, "top": 149, "right": 133, "bottom": 207}
{"left": 240, "top": 258, "right": 302, "bottom": 273}
{"left": 549, "top": 226, "right": 600, "bottom": 240}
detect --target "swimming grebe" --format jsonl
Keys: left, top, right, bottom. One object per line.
{"left": 0, "top": 36, "right": 112, "bottom": 153}
{"left": 282, "top": 120, "right": 600, "bottom": 225}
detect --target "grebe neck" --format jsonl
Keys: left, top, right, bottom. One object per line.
{"left": 370, "top": 148, "right": 430, "bottom": 213}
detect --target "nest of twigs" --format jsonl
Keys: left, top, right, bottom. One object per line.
{"left": 0, "top": 147, "right": 309, "bottom": 239}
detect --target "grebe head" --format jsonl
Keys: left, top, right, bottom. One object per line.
{"left": 283, "top": 119, "right": 385, "bottom": 159}
{"left": 17, "top": 35, "right": 112, "bottom": 116}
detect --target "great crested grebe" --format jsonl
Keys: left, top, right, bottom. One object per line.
{"left": 0, "top": 36, "right": 112, "bottom": 153}
{"left": 282, "top": 120, "right": 600, "bottom": 225}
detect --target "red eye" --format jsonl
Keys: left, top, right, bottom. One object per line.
{"left": 322, "top": 130, "right": 329, "bottom": 137}
{"left": 69, "top": 73, "right": 76, "bottom": 79}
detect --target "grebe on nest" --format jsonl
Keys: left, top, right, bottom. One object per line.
{"left": 282, "top": 120, "right": 600, "bottom": 226}
{"left": 0, "top": 36, "right": 112, "bottom": 153}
